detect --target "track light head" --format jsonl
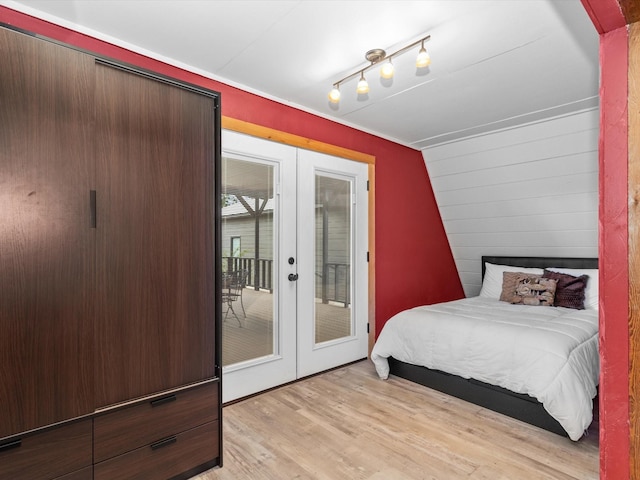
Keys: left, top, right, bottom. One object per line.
{"left": 416, "top": 41, "right": 431, "bottom": 68}
{"left": 380, "top": 60, "right": 395, "bottom": 79}
{"left": 356, "top": 72, "right": 369, "bottom": 94}
{"left": 328, "top": 85, "right": 341, "bottom": 103}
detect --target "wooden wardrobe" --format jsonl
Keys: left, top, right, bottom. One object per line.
{"left": 0, "top": 25, "right": 221, "bottom": 480}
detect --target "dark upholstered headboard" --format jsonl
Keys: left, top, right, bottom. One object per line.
{"left": 481, "top": 256, "right": 599, "bottom": 279}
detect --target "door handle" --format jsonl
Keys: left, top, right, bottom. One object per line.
{"left": 288, "top": 273, "right": 298, "bottom": 281}
{"left": 90, "top": 190, "right": 96, "bottom": 228}
{"left": 150, "top": 394, "right": 177, "bottom": 407}
{"left": 0, "top": 438, "right": 21, "bottom": 452}
{"left": 150, "top": 436, "right": 177, "bottom": 450}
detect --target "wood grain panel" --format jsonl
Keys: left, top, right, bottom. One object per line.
{"left": 368, "top": 163, "right": 376, "bottom": 352}
{"left": 222, "top": 117, "right": 375, "bottom": 165}
{"left": 0, "top": 27, "right": 95, "bottom": 437}
{"left": 620, "top": 0, "right": 640, "bottom": 24}
{"left": 53, "top": 467, "right": 93, "bottom": 480}
{"left": 94, "top": 421, "right": 219, "bottom": 480}
{"left": 94, "top": 63, "right": 216, "bottom": 407}
{"left": 628, "top": 19, "right": 640, "bottom": 480}
{"left": 94, "top": 382, "right": 218, "bottom": 462}
{"left": 0, "top": 420, "right": 92, "bottom": 480}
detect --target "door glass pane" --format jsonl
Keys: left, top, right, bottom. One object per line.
{"left": 314, "top": 174, "right": 352, "bottom": 344}
{"left": 222, "top": 157, "right": 276, "bottom": 366}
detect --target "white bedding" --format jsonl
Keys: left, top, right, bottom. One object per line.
{"left": 371, "top": 296, "right": 599, "bottom": 441}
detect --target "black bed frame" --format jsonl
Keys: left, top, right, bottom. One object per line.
{"left": 388, "top": 255, "right": 599, "bottom": 437}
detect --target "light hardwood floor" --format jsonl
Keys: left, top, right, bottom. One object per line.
{"left": 195, "top": 361, "right": 598, "bottom": 479}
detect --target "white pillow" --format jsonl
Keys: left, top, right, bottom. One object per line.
{"left": 546, "top": 267, "right": 599, "bottom": 310}
{"left": 479, "top": 262, "right": 544, "bottom": 299}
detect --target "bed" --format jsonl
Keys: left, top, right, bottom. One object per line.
{"left": 371, "top": 256, "right": 599, "bottom": 440}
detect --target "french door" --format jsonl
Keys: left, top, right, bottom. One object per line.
{"left": 221, "top": 130, "right": 368, "bottom": 403}
{"left": 296, "top": 150, "right": 369, "bottom": 377}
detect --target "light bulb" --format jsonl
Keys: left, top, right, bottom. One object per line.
{"left": 328, "top": 86, "right": 341, "bottom": 103}
{"left": 356, "top": 73, "right": 369, "bottom": 94}
{"left": 380, "top": 60, "right": 394, "bottom": 79}
{"left": 416, "top": 47, "right": 431, "bottom": 68}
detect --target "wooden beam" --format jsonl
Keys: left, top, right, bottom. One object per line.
{"left": 620, "top": 0, "right": 640, "bottom": 24}
{"left": 580, "top": 0, "right": 627, "bottom": 33}
{"left": 368, "top": 163, "right": 376, "bottom": 353}
{"left": 597, "top": 22, "right": 631, "bottom": 480}
{"left": 222, "top": 116, "right": 375, "bottom": 165}
{"left": 629, "top": 20, "right": 640, "bottom": 480}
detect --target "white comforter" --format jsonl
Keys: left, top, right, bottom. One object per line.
{"left": 371, "top": 296, "right": 599, "bottom": 441}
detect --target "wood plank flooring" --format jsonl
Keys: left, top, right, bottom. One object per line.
{"left": 194, "top": 361, "right": 598, "bottom": 479}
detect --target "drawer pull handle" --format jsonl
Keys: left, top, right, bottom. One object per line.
{"left": 150, "top": 394, "right": 177, "bottom": 407}
{"left": 0, "top": 439, "right": 22, "bottom": 452}
{"left": 90, "top": 190, "right": 97, "bottom": 228}
{"left": 150, "top": 436, "right": 177, "bottom": 451}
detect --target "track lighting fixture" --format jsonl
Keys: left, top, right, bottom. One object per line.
{"left": 327, "top": 34, "right": 431, "bottom": 104}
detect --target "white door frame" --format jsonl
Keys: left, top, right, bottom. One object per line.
{"left": 221, "top": 128, "right": 371, "bottom": 403}
{"left": 221, "top": 130, "right": 297, "bottom": 403}
{"left": 296, "top": 149, "right": 369, "bottom": 378}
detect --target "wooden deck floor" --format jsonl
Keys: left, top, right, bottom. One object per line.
{"left": 222, "top": 288, "right": 351, "bottom": 366}
{"left": 194, "top": 360, "right": 598, "bottom": 480}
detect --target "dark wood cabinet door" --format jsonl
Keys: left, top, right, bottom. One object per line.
{"left": 0, "top": 28, "right": 95, "bottom": 437}
{"left": 94, "top": 63, "right": 216, "bottom": 407}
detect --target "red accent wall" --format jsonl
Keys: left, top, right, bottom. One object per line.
{"left": 0, "top": 7, "right": 464, "bottom": 337}
{"left": 580, "top": 0, "right": 630, "bottom": 479}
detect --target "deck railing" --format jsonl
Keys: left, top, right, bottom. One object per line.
{"left": 223, "top": 257, "right": 350, "bottom": 306}
{"left": 320, "top": 263, "right": 350, "bottom": 307}
{"left": 223, "top": 257, "right": 273, "bottom": 292}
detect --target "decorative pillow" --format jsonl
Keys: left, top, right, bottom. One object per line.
{"left": 479, "top": 263, "right": 544, "bottom": 299}
{"left": 542, "top": 270, "right": 589, "bottom": 310}
{"left": 507, "top": 274, "right": 557, "bottom": 306}
{"left": 546, "top": 268, "right": 598, "bottom": 310}
{"left": 500, "top": 271, "right": 531, "bottom": 302}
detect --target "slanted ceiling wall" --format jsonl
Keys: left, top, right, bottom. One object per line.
{"left": 423, "top": 109, "right": 599, "bottom": 296}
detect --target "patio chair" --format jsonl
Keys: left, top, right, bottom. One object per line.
{"left": 222, "top": 269, "right": 248, "bottom": 326}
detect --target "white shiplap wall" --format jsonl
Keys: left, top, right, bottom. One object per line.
{"left": 423, "top": 109, "right": 599, "bottom": 297}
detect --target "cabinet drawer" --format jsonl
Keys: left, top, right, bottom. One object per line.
{"left": 0, "top": 419, "right": 92, "bottom": 480}
{"left": 94, "top": 382, "right": 218, "bottom": 462}
{"left": 94, "top": 420, "right": 219, "bottom": 480}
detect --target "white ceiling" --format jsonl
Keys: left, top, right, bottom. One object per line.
{"left": 2, "top": 0, "right": 600, "bottom": 150}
